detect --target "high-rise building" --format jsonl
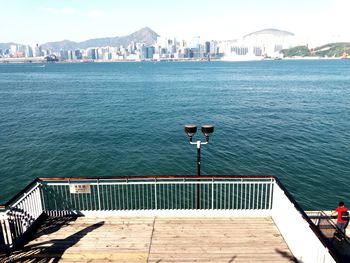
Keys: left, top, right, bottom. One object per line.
{"left": 25, "top": 46, "right": 33, "bottom": 57}
{"left": 33, "top": 44, "right": 42, "bottom": 57}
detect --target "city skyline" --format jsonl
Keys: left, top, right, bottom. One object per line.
{"left": 2, "top": 0, "right": 350, "bottom": 46}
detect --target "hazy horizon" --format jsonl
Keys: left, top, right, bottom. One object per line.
{"left": 2, "top": 0, "right": 350, "bottom": 47}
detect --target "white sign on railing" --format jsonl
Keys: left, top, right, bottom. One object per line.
{"left": 69, "top": 184, "right": 91, "bottom": 194}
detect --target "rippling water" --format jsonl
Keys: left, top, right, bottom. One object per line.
{"left": 0, "top": 60, "right": 349, "bottom": 209}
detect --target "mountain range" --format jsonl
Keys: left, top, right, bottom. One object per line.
{"left": 0, "top": 27, "right": 159, "bottom": 52}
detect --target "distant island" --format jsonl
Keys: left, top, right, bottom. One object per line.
{"left": 281, "top": 43, "right": 350, "bottom": 58}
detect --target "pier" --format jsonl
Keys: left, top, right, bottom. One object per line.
{"left": 0, "top": 176, "right": 344, "bottom": 262}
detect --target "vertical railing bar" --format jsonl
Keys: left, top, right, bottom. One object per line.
{"left": 94, "top": 184, "right": 98, "bottom": 210}
{"left": 121, "top": 184, "right": 125, "bottom": 210}
{"left": 240, "top": 180, "right": 243, "bottom": 209}
{"left": 60, "top": 185, "right": 65, "bottom": 211}
{"left": 215, "top": 183, "right": 218, "bottom": 209}
{"left": 96, "top": 179, "right": 101, "bottom": 211}
{"left": 27, "top": 193, "right": 32, "bottom": 223}
{"left": 32, "top": 189, "right": 38, "bottom": 218}
{"left": 72, "top": 185, "right": 77, "bottom": 210}
{"left": 146, "top": 184, "right": 149, "bottom": 209}
{"left": 244, "top": 183, "right": 247, "bottom": 209}
{"left": 109, "top": 184, "right": 113, "bottom": 211}
{"left": 103, "top": 184, "right": 106, "bottom": 211}
{"left": 219, "top": 183, "right": 222, "bottom": 209}
{"left": 40, "top": 182, "right": 46, "bottom": 212}
{"left": 78, "top": 187, "right": 82, "bottom": 211}
{"left": 194, "top": 183, "right": 196, "bottom": 209}
{"left": 269, "top": 179, "right": 273, "bottom": 209}
{"left": 134, "top": 184, "right": 141, "bottom": 209}
{"left": 26, "top": 195, "right": 32, "bottom": 226}
{"left": 182, "top": 183, "right": 185, "bottom": 210}
{"left": 223, "top": 183, "right": 226, "bottom": 209}
{"left": 232, "top": 183, "right": 234, "bottom": 209}
{"left": 133, "top": 184, "right": 136, "bottom": 210}
{"left": 159, "top": 184, "right": 162, "bottom": 210}
{"left": 189, "top": 183, "right": 191, "bottom": 209}
{"left": 81, "top": 187, "right": 85, "bottom": 211}
{"left": 167, "top": 184, "right": 169, "bottom": 209}
{"left": 113, "top": 184, "right": 116, "bottom": 210}
{"left": 68, "top": 180, "right": 73, "bottom": 211}
{"left": 252, "top": 183, "right": 255, "bottom": 210}
{"left": 187, "top": 183, "right": 190, "bottom": 210}
{"left": 20, "top": 200, "right": 26, "bottom": 231}
{"left": 265, "top": 184, "right": 270, "bottom": 209}
{"left": 171, "top": 183, "right": 173, "bottom": 210}
{"left": 126, "top": 181, "right": 129, "bottom": 210}
{"left": 117, "top": 184, "right": 121, "bottom": 210}
{"left": 85, "top": 188, "right": 89, "bottom": 211}
{"left": 185, "top": 183, "right": 187, "bottom": 209}
{"left": 248, "top": 183, "right": 251, "bottom": 209}
{"left": 227, "top": 183, "right": 230, "bottom": 209}
{"left": 142, "top": 184, "right": 145, "bottom": 210}
{"left": 102, "top": 184, "right": 106, "bottom": 210}
{"left": 63, "top": 183, "right": 68, "bottom": 211}
{"left": 154, "top": 179, "right": 158, "bottom": 210}
{"left": 257, "top": 183, "right": 260, "bottom": 210}
{"left": 27, "top": 193, "right": 34, "bottom": 223}
{"left": 24, "top": 193, "right": 32, "bottom": 229}
{"left": 175, "top": 183, "right": 177, "bottom": 209}
{"left": 28, "top": 192, "right": 34, "bottom": 223}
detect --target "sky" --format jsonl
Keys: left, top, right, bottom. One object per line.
{"left": 1, "top": 0, "right": 350, "bottom": 46}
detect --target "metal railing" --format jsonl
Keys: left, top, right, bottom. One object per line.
{"left": 41, "top": 176, "right": 274, "bottom": 213}
{"left": 0, "top": 179, "right": 44, "bottom": 251}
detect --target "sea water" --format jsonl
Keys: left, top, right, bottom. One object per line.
{"left": 0, "top": 60, "right": 349, "bottom": 210}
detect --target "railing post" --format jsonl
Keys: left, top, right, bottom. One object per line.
{"left": 269, "top": 179, "right": 273, "bottom": 209}
{"left": 154, "top": 179, "right": 158, "bottom": 210}
{"left": 211, "top": 178, "right": 214, "bottom": 210}
{"left": 97, "top": 179, "right": 101, "bottom": 211}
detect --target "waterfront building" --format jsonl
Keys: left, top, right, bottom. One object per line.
{"left": 33, "top": 44, "right": 42, "bottom": 57}
{"left": 242, "top": 29, "right": 296, "bottom": 57}
{"left": 86, "top": 48, "right": 97, "bottom": 60}
{"left": 25, "top": 46, "right": 33, "bottom": 58}
{"left": 59, "top": 50, "right": 69, "bottom": 60}
{"left": 10, "top": 45, "right": 17, "bottom": 56}
{"left": 74, "top": 50, "right": 82, "bottom": 60}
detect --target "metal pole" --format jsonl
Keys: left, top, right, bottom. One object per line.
{"left": 197, "top": 141, "right": 201, "bottom": 209}
{"left": 197, "top": 141, "right": 201, "bottom": 176}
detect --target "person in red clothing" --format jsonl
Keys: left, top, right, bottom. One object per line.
{"left": 331, "top": 201, "right": 349, "bottom": 239}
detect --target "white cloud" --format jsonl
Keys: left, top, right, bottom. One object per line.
{"left": 87, "top": 10, "right": 103, "bottom": 19}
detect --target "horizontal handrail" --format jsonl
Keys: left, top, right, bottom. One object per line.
{"left": 39, "top": 175, "right": 276, "bottom": 181}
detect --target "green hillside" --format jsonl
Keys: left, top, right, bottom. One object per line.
{"left": 281, "top": 42, "right": 350, "bottom": 58}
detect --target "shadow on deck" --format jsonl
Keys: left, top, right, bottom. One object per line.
{"left": 308, "top": 212, "right": 350, "bottom": 262}
{"left": 1, "top": 216, "right": 296, "bottom": 263}
{"left": 1, "top": 216, "right": 104, "bottom": 262}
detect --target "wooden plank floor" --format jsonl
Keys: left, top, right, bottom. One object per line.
{"left": 5, "top": 216, "right": 295, "bottom": 263}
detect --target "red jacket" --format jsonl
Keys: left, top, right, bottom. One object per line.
{"left": 336, "top": 207, "right": 348, "bottom": 223}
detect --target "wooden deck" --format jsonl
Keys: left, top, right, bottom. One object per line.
{"left": 5, "top": 216, "right": 295, "bottom": 263}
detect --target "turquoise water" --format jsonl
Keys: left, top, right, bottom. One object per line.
{"left": 0, "top": 60, "right": 349, "bottom": 210}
